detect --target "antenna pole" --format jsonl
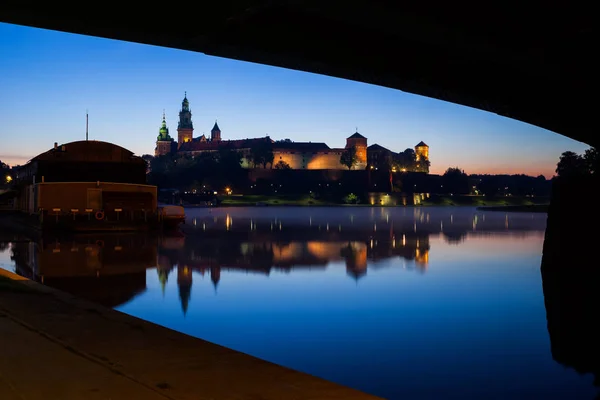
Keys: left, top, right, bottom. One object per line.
{"left": 86, "top": 110, "right": 89, "bottom": 141}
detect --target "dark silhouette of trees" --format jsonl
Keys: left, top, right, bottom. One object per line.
{"left": 392, "top": 149, "right": 417, "bottom": 172}
{"left": 340, "top": 146, "right": 358, "bottom": 170}
{"left": 584, "top": 147, "right": 599, "bottom": 175}
{"left": 274, "top": 160, "right": 291, "bottom": 169}
{"left": 442, "top": 167, "right": 470, "bottom": 194}
{"left": 473, "top": 174, "right": 551, "bottom": 196}
{"left": 416, "top": 156, "right": 430, "bottom": 173}
{"left": 250, "top": 140, "right": 274, "bottom": 169}
{"left": 556, "top": 151, "right": 589, "bottom": 178}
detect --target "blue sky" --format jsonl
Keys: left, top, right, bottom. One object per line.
{"left": 0, "top": 22, "right": 590, "bottom": 177}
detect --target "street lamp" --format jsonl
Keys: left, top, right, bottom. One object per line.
{"left": 5, "top": 174, "right": 12, "bottom": 183}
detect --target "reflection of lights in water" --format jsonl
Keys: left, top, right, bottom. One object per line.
{"left": 250, "top": 219, "right": 253, "bottom": 230}
{"left": 370, "top": 239, "right": 374, "bottom": 249}
{"left": 374, "top": 223, "right": 377, "bottom": 232}
{"left": 270, "top": 223, "right": 273, "bottom": 231}
{"left": 193, "top": 218, "right": 197, "bottom": 226}
{"left": 483, "top": 214, "right": 486, "bottom": 222}
{"left": 414, "top": 223, "right": 417, "bottom": 232}
{"left": 393, "top": 239, "right": 396, "bottom": 248}
{"left": 402, "top": 234, "right": 406, "bottom": 246}
{"left": 416, "top": 239, "right": 420, "bottom": 247}
{"left": 309, "top": 216, "right": 312, "bottom": 226}
{"left": 505, "top": 214, "right": 509, "bottom": 229}
{"left": 338, "top": 224, "right": 342, "bottom": 232}
{"left": 450, "top": 215, "right": 454, "bottom": 223}
{"left": 326, "top": 223, "right": 329, "bottom": 231}
{"left": 214, "top": 216, "right": 217, "bottom": 223}
{"left": 225, "top": 214, "right": 232, "bottom": 230}
{"left": 279, "top": 222, "right": 282, "bottom": 231}
{"left": 202, "top": 222, "right": 206, "bottom": 231}
{"left": 350, "top": 215, "right": 354, "bottom": 223}
{"left": 440, "top": 221, "right": 443, "bottom": 231}
{"left": 386, "top": 214, "right": 389, "bottom": 223}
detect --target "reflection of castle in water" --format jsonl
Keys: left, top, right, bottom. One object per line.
{"left": 7, "top": 227, "right": 430, "bottom": 314}
{"left": 159, "top": 230, "right": 431, "bottom": 287}
{"left": 6, "top": 209, "right": 544, "bottom": 315}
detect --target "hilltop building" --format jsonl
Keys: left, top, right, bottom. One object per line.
{"left": 155, "top": 93, "right": 427, "bottom": 171}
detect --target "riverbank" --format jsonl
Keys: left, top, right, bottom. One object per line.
{"left": 212, "top": 194, "right": 550, "bottom": 207}
{"left": 0, "top": 269, "right": 380, "bottom": 400}
{"left": 476, "top": 204, "right": 549, "bottom": 213}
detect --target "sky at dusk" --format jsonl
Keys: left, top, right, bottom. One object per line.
{"left": 0, "top": 22, "right": 591, "bottom": 177}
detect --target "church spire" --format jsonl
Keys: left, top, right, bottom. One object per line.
{"left": 157, "top": 111, "right": 171, "bottom": 141}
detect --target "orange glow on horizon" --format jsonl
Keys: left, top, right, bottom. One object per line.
{"left": 430, "top": 163, "right": 557, "bottom": 178}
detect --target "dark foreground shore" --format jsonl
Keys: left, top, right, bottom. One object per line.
{"left": 0, "top": 269, "right": 380, "bottom": 400}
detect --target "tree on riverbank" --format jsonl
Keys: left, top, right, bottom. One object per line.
{"left": 556, "top": 148, "right": 598, "bottom": 177}
{"left": 340, "top": 146, "right": 358, "bottom": 170}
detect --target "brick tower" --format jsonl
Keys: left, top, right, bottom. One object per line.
{"left": 177, "top": 92, "right": 194, "bottom": 148}
{"left": 346, "top": 131, "right": 368, "bottom": 170}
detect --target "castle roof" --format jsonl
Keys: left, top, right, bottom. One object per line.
{"left": 272, "top": 142, "right": 330, "bottom": 151}
{"left": 416, "top": 141, "right": 429, "bottom": 147}
{"left": 179, "top": 137, "right": 272, "bottom": 152}
{"left": 211, "top": 121, "right": 220, "bottom": 132}
{"left": 348, "top": 132, "right": 366, "bottom": 139}
{"left": 367, "top": 144, "right": 393, "bottom": 152}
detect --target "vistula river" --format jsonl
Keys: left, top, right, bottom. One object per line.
{"left": 0, "top": 207, "right": 596, "bottom": 399}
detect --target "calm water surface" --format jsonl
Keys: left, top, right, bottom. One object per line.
{"left": 1, "top": 207, "right": 597, "bottom": 399}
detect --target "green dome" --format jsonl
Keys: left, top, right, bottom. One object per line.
{"left": 157, "top": 112, "right": 172, "bottom": 141}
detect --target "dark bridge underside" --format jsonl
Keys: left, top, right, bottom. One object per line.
{"left": 1, "top": 2, "right": 596, "bottom": 147}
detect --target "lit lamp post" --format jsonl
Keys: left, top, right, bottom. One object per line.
{"left": 5, "top": 174, "right": 12, "bottom": 184}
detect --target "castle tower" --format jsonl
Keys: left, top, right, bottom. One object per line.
{"left": 415, "top": 141, "right": 429, "bottom": 161}
{"left": 210, "top": 266, "right": 221, "bottom": 290}
{"left": 346, "top": 131, "right": 368, "bottom": 170}
{"left": 177, "top": 264, "right": 193, "bottom": 316}
{"left": 211, "top": 121, "right": 221, "bottom": 142}
{"left": 177, "top": 92, "right": 194, "bottom": 148}
{"left": 155, "top": 111, "right": 174, "bottom": 156}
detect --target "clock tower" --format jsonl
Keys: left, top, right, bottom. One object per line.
{"left": 177, "top": 92, "right": 194, "bottom": 148}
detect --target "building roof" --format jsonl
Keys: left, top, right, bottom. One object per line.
{"left": 367, "top": 144, "right": 393, "bottom": 152}
{"left": 211, "top": 121, "right": 221, "bottom": 132}
{"left": 179, "top": 137, "right": 272, "bottom": 152}
{"left": 416, "top": 141, "right": 429, "bottom": 147}
{"left": 31, "top": 140, "right": 145, "bottom": 164}
{"left": 348, "top": 132, "right": 366, "bottom": 139}
{"left": 272, "top": 142, "right": 330, "bottom": 151}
